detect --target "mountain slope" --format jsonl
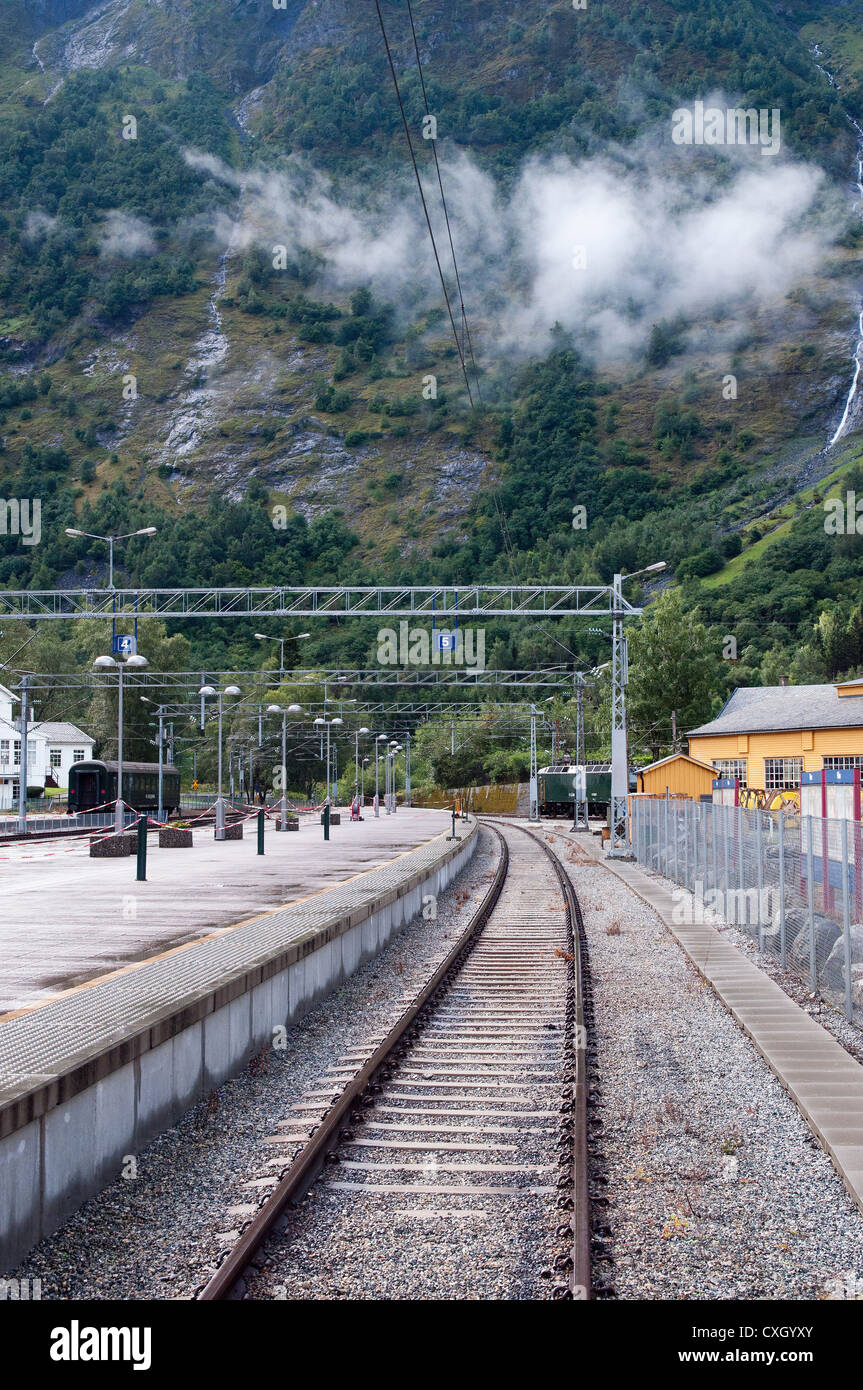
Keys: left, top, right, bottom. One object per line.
{"left": 1, "top": 0, "right": 863, "bottom": 701}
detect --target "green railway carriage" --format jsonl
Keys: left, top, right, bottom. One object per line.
{"left": 67, "top": 760, "right": 181, "bottom": 817}
{"left": 538, "top": 762, "right": 636, "bottom": 817}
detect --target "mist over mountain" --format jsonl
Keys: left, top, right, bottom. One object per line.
{"left": 3, "top": 0, "right": 863, "bottom": 698}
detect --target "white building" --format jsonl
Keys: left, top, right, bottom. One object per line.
{"left": 0, "top": 683, "right": 94, "bottom": 804}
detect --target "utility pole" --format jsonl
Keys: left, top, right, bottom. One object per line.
{"left": 280, "top": 710, "right": 288, "bottom": 826}
{"left": 573, "top": 675, "right": 589, "bottom": 831}
{"left": 157, "top": 709, "right": 164, "bottom": 823}
{"left": 405, "top": 732, "right": 411, "bottom": 807}
{"left": 17, "top": 674, "right": 29, "bottom": 835}
{"left": 609, "top": 572, "right": 630, "bottom": 857}
{"left": 529, "top": 705, "right": 538, "bottom": 822}
{"left": 115, "top": 662, "right": 125, "bottom": 834}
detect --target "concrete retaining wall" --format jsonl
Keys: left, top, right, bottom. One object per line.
{"left": 0, "top": 822, "right": 477, "bottom": 1269}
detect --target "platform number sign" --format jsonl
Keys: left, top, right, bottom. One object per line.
{"left": 112, "top": 634, "right": 137, "bottom": 656}
{"left": 434, "top": 630, "right": 457, "bottom": 654}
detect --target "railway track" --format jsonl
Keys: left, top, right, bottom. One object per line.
{"left": 197, "top": 819, "right": 590, "bottom": 1301}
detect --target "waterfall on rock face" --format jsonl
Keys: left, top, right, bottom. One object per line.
{"left": 814, "top": 48, "right": 863, "bottom": 449}
{"left": 829, "top": 119, "right": 863, "bottom": 448}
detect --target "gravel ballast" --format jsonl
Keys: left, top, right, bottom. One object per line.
{"left": 245, "top": 820, "right": 572, "bottom": 1301}
{"left": 14, "top": 815, "right": 863, "bottom": 1302}
{"left": 546, "top": 827, "right": 863, "bottom": 1301}
{"left": 11, "top": 830, "right": 500, "bottom": 1301}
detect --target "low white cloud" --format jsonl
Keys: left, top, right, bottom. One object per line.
{"left": 184, "top": 119, "right": 840, "bottom": 365}
{"left": 24, "top": 211, "right": 59, "bottom": 240}
{"left": 99, "top": 211, "right": 156, "bottom": 258}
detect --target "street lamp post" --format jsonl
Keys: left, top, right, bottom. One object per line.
{"left": 199, "top": 683, "right": 241, "bottom": 838}
{"left": 314, "top": 715, "right": 344, "bottom": 807}
{"left": 141, "top": 698, "right": 166, "bottom": 822}
{"left": 94, "top": 653, "right": 149, "bottom": 831}
{"left": 65, "top": 526, "right": 157, "bottom": 591}
{"left": 268, "top": 703, "right": 302, "bottom": 826}
{"left": 388, "top": 740, "right": 398, "bottom": 814}
{"left": 375, "top": 734, "right": 387, "bottom": 817}
{"left": 405, "top": 731, "right": 411, "bottom": 807}
{"left": 354, "top": 727, "right": 370, "bottom": 796}
{"left": 390, "top": 742, "right": 402, "bottom": 813}
{"left": 361, "top": 757, "right": 369, "bottom": 804}
{"left": 254, "top": 631, "right": 311, "bottom": 678}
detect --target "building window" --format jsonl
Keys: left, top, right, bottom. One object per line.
{"left": 0, "top": 739, "right": 8, "bottom": 764}
{"left": 712, "top": 759, "right": 747, "bottom": 786}
{"left": 823, "top": 756, "right": 863, "bottom": 771}
{"left": 764, "top": 757, "right": 802, "bottom": 790}
{"left": 12, "top": 740, "right": 20, "bottom": 767}
{"left": 73, "top": 749, "right": 86, "bottom": 763}
{"left": 49, "top": 749, "right": 62, "bottom": 770}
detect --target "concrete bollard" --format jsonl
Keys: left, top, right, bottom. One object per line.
{"left": 90, "top": 833, "right": 135, "bottom": 858}
{"left": 158, "top": 827, "right": 193, "bottom": 848}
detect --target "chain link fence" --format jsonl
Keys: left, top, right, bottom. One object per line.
{"left": 631, "top": 798, "right": 863, "bottom": 1026}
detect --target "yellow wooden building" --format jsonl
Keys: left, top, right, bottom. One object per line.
{"left": 687, "top": 683, "right": 863, "bottom": 792}
{"left": 635, "top": 752, "right": 717, "bottom": 800}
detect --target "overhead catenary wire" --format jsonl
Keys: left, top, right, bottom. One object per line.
{"left": 354, "top": 6, "right": 602, "bottom": 673}
{"left": 373, "top": 0, "right": 475, "bottom": 407}
{"left": 404, "top": 0, "right": 483, "bottom": 404}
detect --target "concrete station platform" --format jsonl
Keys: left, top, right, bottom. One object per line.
{"left": 0, "top": 808, "right": 451, "bottom": 1015}
{"left": 0, "top": 812, "right": 476, "bottom": 1266}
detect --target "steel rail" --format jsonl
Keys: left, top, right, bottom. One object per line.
{"left": 197, "top": 823, "right": 510, "bottom": 1301}
{"left": 483, "top": 817, "right": 591, "bottom": 1300}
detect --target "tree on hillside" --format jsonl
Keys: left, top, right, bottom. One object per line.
{"left": 595, "top": 590, "right": 719, "bottom": 763}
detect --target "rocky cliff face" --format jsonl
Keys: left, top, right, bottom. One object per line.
{"left": 18, "top": 0, "right": 307, "bottom": 86}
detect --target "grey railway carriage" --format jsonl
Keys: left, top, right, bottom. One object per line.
{"left": 67, "top": 760, "right": 181, "bottom": 817}
{"left": 538, "top": 762, "right": 637, "bottom": 817}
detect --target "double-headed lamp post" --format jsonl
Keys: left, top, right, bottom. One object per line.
{"left": 66, "top": 526, "right": 157, "bottom": 590}
{"left": 387, "top": 740, "right": 399, "bottom": 814}
{"left": 267, "top": 702, "right": 302, "bottom": 825}
{"left": 374, "top": 734, "right": 388, "bottom": 817}
{"left": 254, "top": 631, "right": 311, "bottom": 678}
{"left": 140, "top": 696, "right": 168, "bottom": 822}
{"left": 389, "top": 741, "right": 402, "bottom": 813}
{"left": 199, "top": 683, "right": 241, "bottom": 837}
{"left": 314, "top": 715, "right": 343, "bottom": 805}
{"left": 93, "top": 652, "right": 149, "bottom": 831}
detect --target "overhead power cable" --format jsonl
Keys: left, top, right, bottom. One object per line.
{"left": 404, "top": 0, "right": 483, "bottom": 404}
{"left": 372, "top": 0, "right": 474, "bottom": 407}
